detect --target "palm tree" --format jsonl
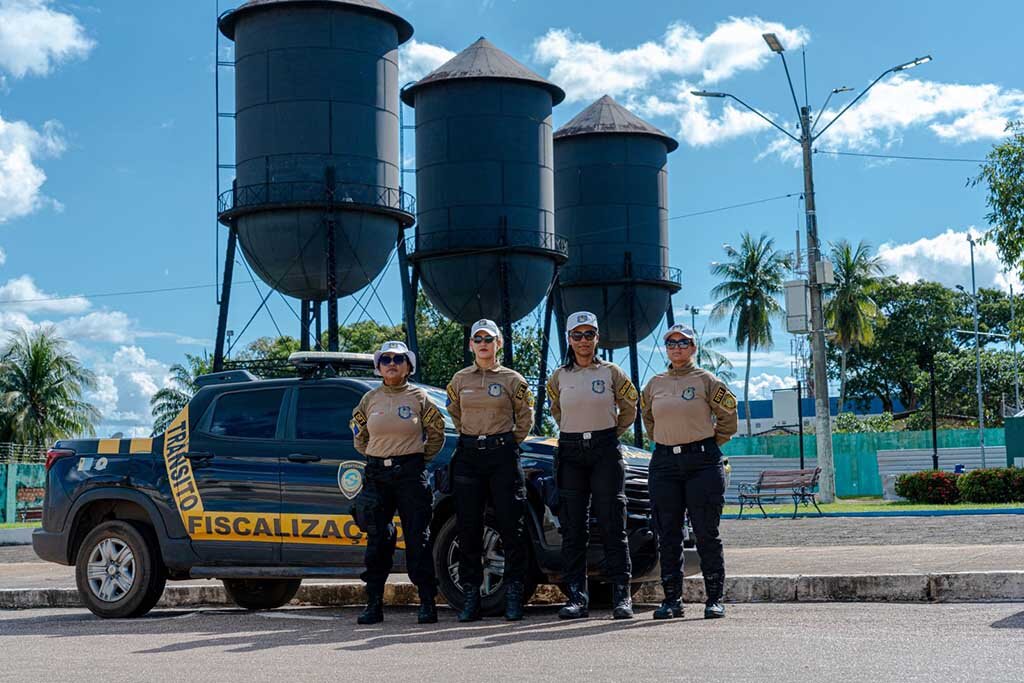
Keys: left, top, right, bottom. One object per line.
{"left": 0, "top": 327, "right": 99, "bottom": 445}
{"left": 150, "top": 353, "right": 212, "bottom": 435}
{"left": 697, "top": 334, "right": 736, "bottom": 383}
{"left": 824, "top": 240, "right": 884, "bottom": 411}
{"left": 711, "top": 233, "right": 792, "bottom": 436}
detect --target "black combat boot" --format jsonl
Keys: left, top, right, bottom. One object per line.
{"left": 703, "top": 574, "right": 726, "bottom": 619}
{"left": 557, "top": 581, "right": 589, "bottom": 620}
{"left": 505, "top": 580, "right": 525, "bottom": 621}
{"left": 357, "top": 586, "right": 384, "bottom": 625}
{"left": 612, "top": 582, "right": 634, "bottom": 619}
{"left": 653, "top": 576, "right": 683, "bottom": 620}
{"left": 458, "top": 584, "right": 481, "bottom": 623}
{"left": 417, "top": 591, "right": 438, "bottom": 624}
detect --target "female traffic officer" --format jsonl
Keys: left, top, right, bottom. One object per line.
{"left": 351, "top": 340, "right": 446, "bottom": 625}
{"left": 546, "top": 311, "right": 639, "bottom": 620}
{"left": 640, "top": 325, "right": 738, "bottom": 620}
{"left": 446, "top": 319, "right": 534, "bottom": 622}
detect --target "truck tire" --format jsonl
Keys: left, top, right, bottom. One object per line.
{"left": 75, "top": 520, "right": 167, "bottom": 619}
{"left": 433, "top": 515, "right": 537, "bottom": 616}
{"left": 223, "top": 579, "right": 302, "bottom": 610}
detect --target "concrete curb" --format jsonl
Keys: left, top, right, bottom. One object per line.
{"left": 0, "top": 528, "right": 34, "bottom": 547}
{"left": 723, "top": 509, "right": 1024, "bottom": 519}
{"left": 3, "top": 572, "right": 1023, "bottom": 610}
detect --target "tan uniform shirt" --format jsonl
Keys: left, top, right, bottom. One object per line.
{"left": 446, "top": 362, "right": 534, "bottom": 443}
{"left": 546, "top": 358, "right": 638, "bottom": 437}
{"left": 350, "top": 382, "right": 446, "bottom": 460}
{"left": 641, "top": 363, "right": 738, "bottom": 446}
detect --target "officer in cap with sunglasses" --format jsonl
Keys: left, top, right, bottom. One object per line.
{"left": 641, "top": 325, "right": 737, "bottom": 620}
{"left": 546, "top": 311, "right": 639, "bottom": 620}
{"left": 350, "top": 341, "right": 446, "bottom": 625}
{"left": 445, "top": 320, "right": 534, "bottom": 622}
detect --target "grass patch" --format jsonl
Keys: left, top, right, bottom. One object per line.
{"left": 0, "top": 522, "right": 40, "bottom": 529}
{"left": 723, "top": 500, "right": 1024, "bottom": 515}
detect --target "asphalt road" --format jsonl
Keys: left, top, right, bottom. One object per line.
{"left": 1, "top": 604, "right": 1021, "bottom": 682}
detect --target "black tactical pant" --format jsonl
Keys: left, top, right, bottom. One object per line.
{"left": 649, "top": 438, "right": 726, "bottom": 582}
{"left": 360, "top": 454, "right": 437, "bottom": 597}
{"left": 557, "top": 430, "right": 631, "bottom": 585}
{"left": 454, "top": 437, "right": 528, "bottom": 588}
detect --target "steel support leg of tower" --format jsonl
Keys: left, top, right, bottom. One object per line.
{"left": 314, "top": 301, "right": 323, "bottom": 351}
{"left": 552, "top": 282, "right": 567, "bottom": 360}
{"left": 213, "top": 226, "right": 238, "bottom": 373}
{"left": 499, "top": 267, "right": 514, "bottom": 369}
{"left": 533, "top": 283, "right": 556, "bottom": 434}
{"left": 625, "top": 254, "right": 643, "bottom": 446}
{"left": 300, "top": 299, "right": 311, "bottom": 351}
{"left": 326, "top": 221, "right": 339, "bottom": 352}
{"left": 463, "top": 326, "right": 472, "bottom": 367}
{"left": 397, "top": 230, "right": 420, "bottom": 377}
{"left": 666, "top": 295, "right": 675, "bottom": 327}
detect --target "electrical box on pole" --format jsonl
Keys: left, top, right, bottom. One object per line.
{"left": 816, "top": 259, "right": 835, "bottom": 286}
{"left": 785, "top": 279, "right": 811, "bottom": 334}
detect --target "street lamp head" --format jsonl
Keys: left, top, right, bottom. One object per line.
{"left": 832, "top": 86, "right": 854, "bottom": 94}
{"left": 955, "top": 284, "right": 966, "bottom": 293}
{"left": 892, "top": 55, "right": 932, "bottom": 72}
{"left": 691, "top": 90, "right": 727, "bottom": 98}
{"left": 762, "top": 33, "right": 785, "bottom": 53}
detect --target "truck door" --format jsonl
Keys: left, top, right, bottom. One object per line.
{"left": 187, "top": 387, "right": 286, "bottom": 564}
{"left": 279, "top": 383, "right": 368, "bottom": 566}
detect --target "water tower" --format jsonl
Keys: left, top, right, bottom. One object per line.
{"left": 549, "top": 95, "right": 681, "bottom": 441}
{"left": 400, "top": 38, "right": 568, "bottom": 366}
{"left": 214, "top": 0, "right": 415, "bottom": 368}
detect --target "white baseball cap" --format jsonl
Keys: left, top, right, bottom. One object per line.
{"left": 373, "top": 340, "right": 417, "bottom": 375}
{"left": 470, "top": 319, "right": 500, "bottom": 337}
{"left": 567, "top": 311, "right": 599, "bottom": 333}
{"left": 663, "top": 324, "right": 696, "bottom": 341}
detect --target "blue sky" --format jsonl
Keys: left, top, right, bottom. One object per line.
{"left": 1, "top": 0, "right": 1021, "bottom": 436}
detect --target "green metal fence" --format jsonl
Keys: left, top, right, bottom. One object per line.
{"left": 720, "top": 428, "right": 1007, "bottom": 497}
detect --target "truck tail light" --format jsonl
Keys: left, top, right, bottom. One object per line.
{"left": 45, "top": 448, "right": 76, "bottom": 472}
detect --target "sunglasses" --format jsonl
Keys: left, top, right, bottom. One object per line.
{"left": 665, "top": 339, "right": 693, "bottom": 349}
{"left": 472, "top": 335, "right": 496, "bottom": 344}
{"left": 378, "top": 354, "right": 408, "bottom": 366}
{"left": 569, "top": 330, "right": 597, "bottom": 341}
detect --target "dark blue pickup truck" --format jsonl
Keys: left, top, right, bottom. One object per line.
{"left": 34, "top": 353, "right": 697, "bottom": 618}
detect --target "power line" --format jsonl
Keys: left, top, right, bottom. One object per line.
{"left": 815, "top": 148, "right": 986, "bottom": 163}
{"left": 668, "top": 192, "right": 804, "bottom": 221}
{"left": 0, "top": 281, "right": 255, "bottom": 306}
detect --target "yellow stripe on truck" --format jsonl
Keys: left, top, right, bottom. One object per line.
{"left": 97, "top": 439, "right": 120, "bottom": 454}
{"left": 129, "top": 438, "right": 153, "bottom": 454}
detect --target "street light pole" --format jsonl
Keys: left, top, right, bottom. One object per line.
{"left": 968, "top": 235, "right": 986, "bottom": 466}
{"left": 1012, "top": 284, "right": 1020, "bottom": 411}
{"left": 692, "top": 41, "right": 931, "bottom": 503}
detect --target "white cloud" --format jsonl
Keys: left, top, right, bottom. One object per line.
{"left": 532, "top": 18, "right": 809, "bottom": 104}
{"left": 56, "top": 310, "right": 133, "bottom": 343}
{"left": 745, "top": 372, "right": 796, "bottom": 400}
{"left": 0, "top": 0, "right": 95, "bottom": 79}
{"left": 878, "top": 227, "right": 1022, "bottom": 293}
{"left": 0, "top": 246, "right": 6, "bottom": 265}
{"left": 721, "top": 348, "right": 794, "bottom": 369}
{"left": 400, "top": 39, "right": 456, "bottom": 84}
{"left": 0, "top": 115, "right": 66, "bottom": 222}
{"left": 0, "top": 274, "right": 89, "bottom": 314}
{"left": 91, "top": 345, "right": 171, "bottom": 437}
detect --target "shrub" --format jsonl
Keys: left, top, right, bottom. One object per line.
{"left": 895, "top": 470, "right": 960, "bottom": 504}
{"left": 904, "top": 410, "right": 932, "bottom": 432}
{"left": 957, "top": 468, "right": 1017, "bottom": 503}
{"left": 1011, "top": 468, "right": 1024, "bottom": 502}
{"left": 834, "top": 411, "right": 894, "bottom": 433}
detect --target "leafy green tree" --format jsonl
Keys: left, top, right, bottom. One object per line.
{"left": 824, "top": 239, "right": 884, "bottom": 411}
{"left": 972, "top": 120, "right": 1024, "bottom": 279}
{"left": 912, "top": 348, "right": 1018, "bottom": 426}
{"left": 0, "top": 327, "right": 99, "bottom": 444}
{"left": 836, "top": 279, "right": 957, "bottom": 412}
{"left": 697, "top": 334, "right": 736, "bottom": 384}
{"left": 150, "top": 353, "right": 212, "bottom": 435}
{"left": 711, "top": 233, "right": 792, "bottom": 435}
{"left": 951, "top": 287, "right": 1022, "bottom": 349}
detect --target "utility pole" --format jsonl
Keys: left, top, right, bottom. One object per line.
{"left": 1012, "top": 283, "right": 1020, "bottom": 412}
{"left": 968, "top": 235, "right": 986, "bottom": 466}
{"left": 693, "top": 40, "right": 932, "bottom": 503}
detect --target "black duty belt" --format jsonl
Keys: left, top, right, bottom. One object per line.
{"left": 558, "top": 427, "right": 618, "bottom": 449}
{"left": 366, "top": 453, "right": 424, "bottom": 468}
{"left": 655, "top": 437, "right": 717, "bottom": 455}
{"left": 460, "top": 432, "right": 515, "bottom": 450}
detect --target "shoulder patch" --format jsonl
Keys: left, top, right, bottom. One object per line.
{"left": 446, "top": 384, "right": 458, "bottom": 404}
{"left": 712, "top": 386, "right": 726, "bottom": 404}
{"left": 514, "top": 381, "right": 528, "bottom": 402}
{"left": 352, "top": 409, "right": 368, "bottom": 427}
{"left": 617, "top": 380, "right": 639, "bottom": 402}
{"left": 424, "top": 403, "right": 445, "bottom": 427}
{"left": 722, "top": 393, "right": 737, "bottom": 410}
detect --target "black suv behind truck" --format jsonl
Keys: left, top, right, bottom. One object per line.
{"left": 34, "top": 361, "right": 697, "bottom": 618}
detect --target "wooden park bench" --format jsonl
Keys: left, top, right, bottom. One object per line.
{"left": 737, "top": 468, "right": 823, "bottom": 519}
